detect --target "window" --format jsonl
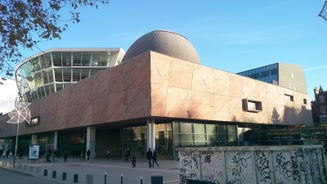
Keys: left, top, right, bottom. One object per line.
{"left": 242, "top": 99, "right": 262, "bottom": 113}
{"left": 320, "top": 115, "right": 327, "bottom": 124}
{"left": 284, "top": 94, "right": 294, "bottom": 102}
{"left": 28, "top": 116, "right": 39, "bottom": 126}
{"left": 319, "top": 95, "right": 325, "bottom": 103}
{"left": 303, "top": 98, "right": 307, "bottom": 105}
{"left": 320, "top": 106, "right": 326, "bottom": 114}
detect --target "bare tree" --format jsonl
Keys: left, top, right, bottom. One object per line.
{"left": 0, "top": 0, "right": 109, "bottom": 76}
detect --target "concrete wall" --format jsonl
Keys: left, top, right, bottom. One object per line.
{"left": 279, "top": 63, "right": 307, "bottom": 94}
{"left": 178, "top": 145, "right": 326, "bottom": 184}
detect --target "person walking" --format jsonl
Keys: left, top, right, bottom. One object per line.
{"left": 152, "top": 149, "right": 159, "bottom": 167}
{"left": 86, "top": 149, "right": 91, "bottom": 160}
{"left": 131, "top": 151, "right": 136, "bottom": 168}
{"left": 106, "top": 149, "right": 111, "bottom": 159}
{"left": 146, "top": 148, "right": 152, "bottom": 168}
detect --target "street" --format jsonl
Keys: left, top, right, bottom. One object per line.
{"left": 0, "top": 168, "right": 61, "bottom": 184}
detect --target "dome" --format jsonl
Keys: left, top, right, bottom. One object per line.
{"left": 122, "top": 30, "right": 201, "bottom": 64}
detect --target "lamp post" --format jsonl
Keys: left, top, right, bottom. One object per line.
{"left": 1, "top": 77, "right": 30, "bottom": 168}
{"left": 7, "top": 98, "right": 30, "bottom": 168}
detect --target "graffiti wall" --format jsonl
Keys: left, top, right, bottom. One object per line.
{"left": 178, "top": 145, "right": 326, "bottom": 184}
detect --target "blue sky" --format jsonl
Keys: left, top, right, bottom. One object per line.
{"left": 2, "top": 0, "right": 327, "bottom": 110}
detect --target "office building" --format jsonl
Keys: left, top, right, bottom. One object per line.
{"left": 237, "top": 63, "right": 307, "bottom": 93}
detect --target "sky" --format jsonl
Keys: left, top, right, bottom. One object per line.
{"left": 1, "top": 0, "right": 327, "bottom": 113}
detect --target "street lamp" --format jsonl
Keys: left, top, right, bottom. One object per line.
{"left": 6, "top": 98, "right": 30, "bottom": 167}
{"left": 1, "top": 77, "right": 30, "bottom": 167}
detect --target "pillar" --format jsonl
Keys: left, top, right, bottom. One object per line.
{"left": 146, "top": 119, "right": 156, "bottom": 151}
{"left": 53, "top": 131, "right": 58, "bottom": 150}
{"left": 86, "top": 127, "right": 96, "bottom": 159}
{"left": 31, "top": 134, "right": 38, "bottom": 145}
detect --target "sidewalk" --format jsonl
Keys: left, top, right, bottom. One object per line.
{"left": 0, "top": 157, "right": 180, "bottom": 184}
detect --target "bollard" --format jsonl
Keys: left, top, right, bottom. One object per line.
{"left": 140, "top": 177, "right": 143, "bottom": 184}
{"left": 44, "top": 169, "right": 48, "bottom": 177}
{"left": 74, "top": 174, "right": 78, "bottom": 183}
{"left": 29, "top": 165, "right": 35, "bottom": 172}
{"left": 104, "top": 172, "right": 107, "bottom": 184}
{"left": 151, "top": 175, "right": 163, "bottom": 184}
{"left": 120, "top": 174, "right": 123, "bottom": 184}
{"left": 52, "top": 170, "right": 57, "bottom": 178}
{"left": 86, "top": 174, "right": 94, "bottom": 184}
{"left": 36, "top": 167, "right": 41, "bottom": 174}
{"left": 62, "top": 172, "right": 67, "bottom": 180}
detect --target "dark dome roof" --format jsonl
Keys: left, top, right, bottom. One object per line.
{"left": 122, "top": 30, "right": 201, "bottom": 64}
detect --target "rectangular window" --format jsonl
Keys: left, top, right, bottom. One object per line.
{"left": 303, "top": 98, "right": 307, "bottom": 105}
{"left": 242, "top": 99, "right": 262, "bottom": 112}
{"left": 284, "top": 94, "right": 294, "bottom": 102}
{"left": 320, "top": 115, "right": 327, "bottom": 124}
{"left": 28, "top": 116, "right": 40, "bottom": 126}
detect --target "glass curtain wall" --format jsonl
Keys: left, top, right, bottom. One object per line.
{"left": 237, "top": 63, "right": 278, "bottom": 84}
{"left": 174, "top": 121, "right": 238, "bottom": 147}
{"left": 121, "top": 123, "right": 173, "bottom": 160}
{"left": 37, "top": 133, "right": 54, "bottom": 158}
{"left": 58, "top": 130, "right": 86, "bottom": 159}
{"left": 122, "top": 126, "right": 147, "bottom": 160}
{"left": 17, "top": 51, "right": 113, "bottom": 103}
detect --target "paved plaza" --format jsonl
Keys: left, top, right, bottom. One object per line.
{"left": 0, "top": 157, "right": 180, "bottom": 184}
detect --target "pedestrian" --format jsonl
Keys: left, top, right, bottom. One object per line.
{"left": 64, "top": 152, "right": 68, "bottom": 162}
{"left": 106, "top": 149, "right": 111, "bottom": 159}
{"left": 146, "top": 148, "right": 152, "bottom": 168}
{"left": 86, "top": 149, "right": 91, "bottom": 160}
{"left": 1, "top": 150, "right": 5, "bottom": 159}
{"left": 131, "top": 151, "right": 136, "bottom": 168}
{"left": 152, "top": 150, "right": 159, "bottom": 167}
{"left": 124, "top": 148, "right": 131, "bottom": 162}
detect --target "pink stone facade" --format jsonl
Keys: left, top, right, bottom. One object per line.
{"left": 150, "top": 52, "right": 312, "bottom": 125}
{"left": 0, "top": 51, "right": 313, "bottom": 137}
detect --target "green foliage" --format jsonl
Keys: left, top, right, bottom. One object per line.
{"left": 0, "top": 0, "right": 109, "bottom": 75}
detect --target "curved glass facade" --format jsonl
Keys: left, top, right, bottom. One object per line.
{"left": 15, "top": 48, "right": 125, "bottom": 102}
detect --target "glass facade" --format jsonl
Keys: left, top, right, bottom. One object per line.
{"left": 15, "top": 48, "right": 124, "bottom": 102}
{"left": 122, "top": 123, "right": 173, "bottom": 159}
{"left": 119, "top": 121, "right": 239, "bottom": 159}
{"left": 174, "top": 121, "right": 238, "bottom": 147}
{"left": 244, "top": 126, "right": 327, "bottom": 152}
{"left": 3, "top": 121, "right": 239, "bottom": 160}
{"left": 237, "top": 63, "right": 278, "bottom": 84}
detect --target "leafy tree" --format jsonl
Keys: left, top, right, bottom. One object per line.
{"left": 0, "top": 0, "right": 109, "bottom": 76}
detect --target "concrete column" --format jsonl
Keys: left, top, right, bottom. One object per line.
{"left": 53, "top": 131, "right": 58, "bottom": 150}
{"left": 86, "top": 127, "right": 96, "bottom": 159}
{"left": 151, "top": 120, "right": 156, "bottom": 150}
{"left": 31, "top": 134, "right": 38, "bottom": 145}
{"left": 146, "top": 119, "right": 156, "bottom": 151}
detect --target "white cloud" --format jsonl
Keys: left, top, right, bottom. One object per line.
{"left": 304, "top": 65, "right": 327, "bottom": 72}
{"left": 0, "top": 78, "right": 18, "bottom": 114}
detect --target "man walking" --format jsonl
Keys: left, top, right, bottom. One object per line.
{"left": 146, "top": 148, "right": 152, "bottom": 168}
{"left": 152, "top": 149, "right": 159, "bottom": 167}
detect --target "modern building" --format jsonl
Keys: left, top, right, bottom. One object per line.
{"left": 0, "top": 30, "right": 313, "bottom": 160}
{"left": 237, "top": 63, "right": 307, "bottom": 94}
{"left": 15, "top": 48, "right": 125, "bottom": 103}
